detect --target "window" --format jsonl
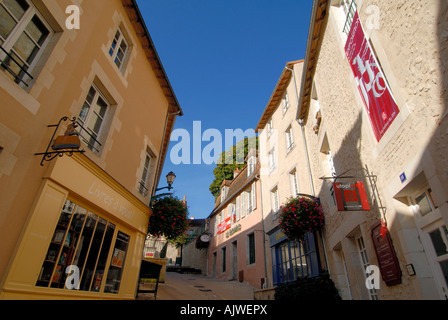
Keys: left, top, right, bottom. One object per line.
{"left": 247, "top": 156, "right": 256, "bottom": 177}
{"left": 246, "top": 183, "right": 256, "bottom": 215}
{"left": 282, "top": 93, "right": 290, "bottom": 113}
{"left": 290, "top": 169, "right": 299, "bottom": 197}
{"left": 104, "top": 231, "right": 130, "bottom": 294}
{"left": 356, "top": 235, "right": 378, "bottom": 300}
{"left": 285, "top": 126, "right": 294, "bottom": 152}
{"left": 235, "top": 196, "right": 240, "bottom": 222}
{"left": 108, "top": 27, "right": 130, "bottom": 72}
{"left": 36, "top": 200, "right": 129, "bottom": 294}
{"left": 271, "top": 187, "right": 279, "bottom": 214}
{"left": 414, "top": 189, "right": 438, "bottom": 216}
{"left": 272, "top": 234, "right": 320, "bottom": 286}
{"left": 77, "top": 85, "right": 110, "bottom": 153}
{"left": 241, "top": 191, "right": 247, "bottom": 219}
{"left": 428, "top": 225, "right": 448, "bottom": 290}
{"left": 268, "top": 148, "right": 276, "bottom": 173}
{"left": 220, "top": 186, "right": 228, "bottom": 203}
{"left": 267, "top": 119, "right": 273, "bottom": 137}
{"left": 139, "top": 148, "right": 154, "bottom": 197}
{"left": 0, "top": 0, "right": 52, "bottom": 86}
{"left": 248, "top": 233, "right": 256, "bottom": 265}
{"left": 341, "top": 0, "right": 357, "bottom": 35}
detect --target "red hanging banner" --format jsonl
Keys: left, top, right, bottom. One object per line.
{"left": 345, "top": 11, "right": 400, "bottom": 142}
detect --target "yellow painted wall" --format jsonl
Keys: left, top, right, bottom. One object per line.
{"left": 0, "top": 0, "right": 174, "bottom": 298}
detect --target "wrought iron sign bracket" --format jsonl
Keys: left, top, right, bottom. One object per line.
{"left": 320, "top": 165, "right": 388, "bottom": 225}
{"left": 35, "top": 116, "right": 85, "bottom": 166}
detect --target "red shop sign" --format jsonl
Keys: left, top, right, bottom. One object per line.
{"left": 217, "top": 217, "right": 231, "bottom": 235}
{"left": 371, "top": 222, "right": 402, "bottom": 286}
{"left": 345, "top": 11, "right": 400, "bottom": 142}
{"left": 333, "top": 181, "right": 370, "bottom": 211}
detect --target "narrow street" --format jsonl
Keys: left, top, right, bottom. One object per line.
{"left": 139, "top": 271, "right": 256, "bottom": 300}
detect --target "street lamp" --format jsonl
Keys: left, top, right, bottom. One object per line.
{"left": 156, "top": 171, "right": 176, "bottom": 192}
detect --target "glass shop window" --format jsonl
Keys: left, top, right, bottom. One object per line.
{"left": 36, "top": 200, "right": 129, "bottom": 295}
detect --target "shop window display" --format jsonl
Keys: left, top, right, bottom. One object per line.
{"left": 36, "top": 200, "right": 129, "bottom": 294}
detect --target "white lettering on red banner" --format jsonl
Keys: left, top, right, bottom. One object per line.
{"left": 345, "top": 11, "right": 400, "bottom": 142}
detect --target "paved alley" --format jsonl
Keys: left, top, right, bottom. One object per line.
{"left": 140, "top": 271, "right": 256, "bottom": 300}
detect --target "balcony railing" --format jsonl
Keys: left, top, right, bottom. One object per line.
{"left": 343, "top": 0, "right": 358, "bottom": 35}
{"left": 0, "top": 44, "right": 33, "bottom": 87}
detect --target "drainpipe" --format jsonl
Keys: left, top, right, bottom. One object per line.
{"left": 285, "top": 66, "right": 315, "bottom": 197}
{"left": 254, "top": 174, "right": 269, "bottom": 288}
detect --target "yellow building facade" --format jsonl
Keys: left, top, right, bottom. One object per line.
{"left": 0, "top": 0, "right": 181, "bottom": 299}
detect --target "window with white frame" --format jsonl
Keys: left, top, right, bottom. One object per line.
{"left": 268, "top": 148, "right": 276, "bottom": 173}
{"left": 235, "top": 196, "right": 240, "bottom": 222}
{"left": 285, "top": 125, "right": 294, "bottom": 152}
{"left": 241, "top": 191, "right": 246, "bottom": 219}
{"left": 414, "top": 188, "right": 438, "bottom": 216}
{"left": 427, "top": 224, "right": 448, "bottom": 292}
{"left": 267, "top": 119, "right": 273, "bottom": 137}
{"left": 356, "top": 235, "right": 379, "bottom": 300}
{"left": 341, "top": 0, "right": 357, "bottom": 35}
{"left": 271, "top": 186, "right": 280, "bottom": 214}
{"left": 290, "top": 169, "right": 299, "bottom": 197}
{"left": 108, "top": 27, "right": 130, "bottom": 72}
{"left": 138, "top": 148, "right": 154, "bottom": 197}
{"left": 0, "top": 0, "right": 53, "bottom": 86}
{"left": 282, "top": 93, "right": 290, "bottom": 113}
{"left": 247, "top": 156, "right": 256, "bottom": 177}
{"left": 246, "top": 183, "right": 256, "bottom": 215}
{"left": 78, "top": 85, "right": 110, "bottom": 153}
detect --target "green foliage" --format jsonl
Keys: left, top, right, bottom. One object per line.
{"left": 148, "top": 196, "right": 189, "bottom": 244}
{"left": 274, "top": 272, "right": 342, "bottom": 301}
{"left": 209, "top": 136, "right": 258, "bottom": 197}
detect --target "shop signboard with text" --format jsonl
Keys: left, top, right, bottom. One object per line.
{"left": 333, "top": 181, "right": 370, "bottom": 211}
{"left": 217, "top": 217, "right": 232, "bottom": 235}
{"left": 345, "top": 11, "right": 400, "bottom": 142}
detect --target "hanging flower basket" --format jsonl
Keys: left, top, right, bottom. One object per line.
{"left": 148, "top": 196, "right": 189, "bottom": 243}
{"left": 279, "top": 196, "right": 325, "bottom": 242}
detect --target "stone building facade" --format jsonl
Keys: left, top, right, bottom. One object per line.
{"left": 294, "top": 0, "right": 448, "bottom": 299}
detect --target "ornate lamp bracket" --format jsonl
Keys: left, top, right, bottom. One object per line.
{"left": 34, "top": 116, "right": 85, "bottom": 166}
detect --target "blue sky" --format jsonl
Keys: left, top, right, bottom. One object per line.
{"left": 136, "top": 0, "right": 313, "bottom": 219}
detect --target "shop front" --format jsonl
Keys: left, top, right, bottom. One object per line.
{"left": 268, "top": 226, "right": 321, "bottom": 286}
{"left": 1, "top": 154, "right": 150, "bottom": 299}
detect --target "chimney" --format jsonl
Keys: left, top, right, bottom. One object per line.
{"left": 233, "top": 168, "right": 241, "bottom": 179}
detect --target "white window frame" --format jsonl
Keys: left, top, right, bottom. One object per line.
{"left": 271, "top": 187, "right": 280, "bottom": 214}
{"left": 356, "top": 235, "right": 379, "bottom": 300}
{"left": 247, "top": 156, "right": 256, "bottom": 177}
{"left": 138, "top": 148, "right": 154, "bottom": 197}
{"left": 108, "top": 27, "right": 130, "bottom": 72}
{"left": 268, "top": 148, "right": 277, "bottom": 174}
{"left": 290, "top": 169, "right": 299, "bottom": 197}
{"left": 267, "top": 119, "right": 273, "bottom": 137}
{"left": 282, "top": 93, "right": 290, "bottom": 114}
{"left": 77, "top": 85, "right": 110, "bottom": 153}
{"left": 285, "top": 125, "right": 294, "bottom": 153}
{"left": 235, "top": 196, "right": 240, "bottom": 222}
{"left": 0, "top": 0, "right": 53, "bottom": 87}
